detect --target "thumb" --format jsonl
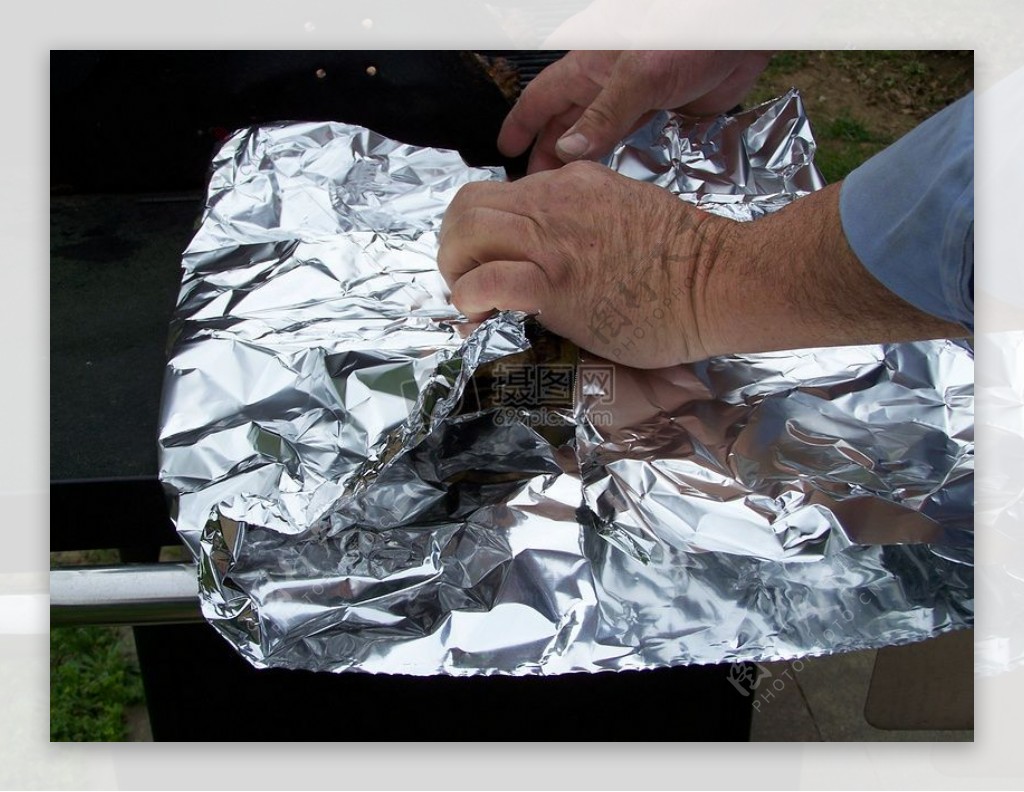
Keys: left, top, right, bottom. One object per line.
{"left": 556, "top": 68, "right": 652, "bottom": 163}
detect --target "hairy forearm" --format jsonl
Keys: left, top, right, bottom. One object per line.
{"left": 690, "top": 182, "right": 967, "bottom": 358}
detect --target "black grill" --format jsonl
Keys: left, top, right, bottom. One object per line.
{"left": 479, "top": 50, "right": 567, "bottom": 88}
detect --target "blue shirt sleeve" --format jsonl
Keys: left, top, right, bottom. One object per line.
{"left": 839, "top": 92, "right": 974, "bottom": 331}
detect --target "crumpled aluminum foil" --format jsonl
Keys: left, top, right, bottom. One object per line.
{"left": 159, "top": 90, "right": 973, "bottom": 674}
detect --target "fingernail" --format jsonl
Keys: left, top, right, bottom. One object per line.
{"left": 556, "top": 132, "right": 589, "bottom": 159}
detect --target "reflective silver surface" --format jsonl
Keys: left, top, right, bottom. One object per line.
{"left": 159, "top": 92, "right": 973, "bottom": 674}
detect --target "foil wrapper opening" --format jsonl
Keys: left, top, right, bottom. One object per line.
{"left": 159, "top": 91, "right": 973, "bottom": 675}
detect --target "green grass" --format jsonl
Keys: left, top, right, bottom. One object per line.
{"left": 50, "top": 549, "right": 146, "bottom": 742}
{"left": 823, "top": 114, "right": 875, "bottom": 143}
{"left": 747, "top": 51, "right": 972, "bottom": 183}
{"left": 816, "top": 113, "right": 889, "bottom": 182}
{"left": 814, "top": 140, "right": 889, "bottom": 184}
{"left": 763, "top": 50, "right": 811, "bottom": 75}
{"left": 50, "top": 625, "right": 145, "bottom": 741}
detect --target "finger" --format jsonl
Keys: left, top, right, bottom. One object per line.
{"left": 497, "top": 55, "right": 593, "bottom": 157}
{"left": 525, "top": 107, "right": 585, "bottom": 174}
{"left": 437, "top": 206, "right": 541, "bottom": 290}
{"left": 527, "top": 133, "right": 568, "bottom": 175}
{"left": 531, "top": 107, "right": 656, "bottom": 174}
{"left": 555, "top": 62, "right": 656, "bottom": 164}
{"left": 449, "top": 259, "right": 550, "bottom": 321}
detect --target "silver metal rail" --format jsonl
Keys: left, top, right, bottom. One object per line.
{"left": 50, "top": 563, "right": 202, "bottom": 626}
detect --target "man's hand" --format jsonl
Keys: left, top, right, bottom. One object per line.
{"left": 498, "top": 50, "right": 772, "bottom": 174}
{"left": 438, "top": 161, "right": 719, "bottom": 368}
{"left": 439, "top": 166, "right": 968, "bottom": 369}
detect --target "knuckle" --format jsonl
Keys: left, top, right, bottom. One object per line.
{"left": 522, "top": 216, "right": 547, "bottom": 256}
{"left": 450, "top": 204, "right": 490, "bottom": 246}
{"left": 563, "top": 159, "right": 602, "bottom": 175}
{"left": 562, "top": 159, "right": 608, "bottom": 188}
{"left": 447, "top": 181, "right": 484, "bottom": 215}
{"left": 516, "top": 174, "right": 554, "bottom": 208}
{"left": 458, "top": 205, "right": 485, "bottom": 235}
{"left": 443, "top": 193, "right": 467, "bottom": 225}
{"left": 449, "top": 181, "right": 473, "bottom": 205}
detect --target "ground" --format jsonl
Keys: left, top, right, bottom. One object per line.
{"left": 748, "top": 50, "right": 973, "bottom": 182}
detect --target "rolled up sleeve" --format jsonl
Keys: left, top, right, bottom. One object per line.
{"left": 839, "top": 92, "right": 974, "bottom": 331}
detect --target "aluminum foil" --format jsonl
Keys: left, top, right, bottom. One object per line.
{"left": 159, "top": 90, "right": 973, "bottom": 674}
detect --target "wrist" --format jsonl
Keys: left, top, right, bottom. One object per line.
{"left": 692, "top": 192, "right": 837, "bottom": 358}
{"left": 664, "top": 206, "right": 737, "bottom": 362}
{"left": 682, "top": 184, "right": 968, "bottom": 360}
